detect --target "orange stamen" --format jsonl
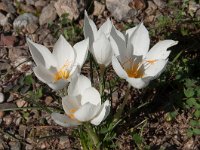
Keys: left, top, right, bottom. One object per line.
{"left": 122, "top": 57, "right": 144, "bottom": 78}
{"left": 68, "top": 108, "right": 77, "bottom": 119}
{"left": 147, "top": 59, "right": 157, "bottom": 64}
{"left": 54, "top": 61, "right": 71, "bottom": 81}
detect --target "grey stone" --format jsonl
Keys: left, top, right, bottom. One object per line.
{"left": 35, "top": 0, "right": 47, "bottom": 8}
{"left": 0, "top": 93, "right": 4, "bottom": 103}
{"left": 106, "top": 0, "right": 137, "bottom": 21}
{"left": 39, "top": 3, "right": 57, "bottom": 25}
{"left": 1, "top": 0, "right": 16, "bottom": 13}
{"left": 93, "top": 1, "right": 105, "bottom": 16}
{"left": 188, "top": 1, "right": 200, "bottom": 16}
{"left": 195, "top": 9, "right": 200, "bottom": 19}
{"left": 153, "top": 0, "right": 166, "bottom": 8}
{"left": 54, "top": 0, "right": 80, "bottom": 20}
{"left": 145, "top": 1, "right": 157, "bottom": 15}
{"left": 13, "top": 13, "right": 38, "bottom": 29}
{"left": 9, "top": 141, "right": 21, "bottom": 150}
{"left": 25, "top": 0, "right": 36, "bottom": 5}
{"left": 0, "top": 13, "right": 8, "bottom": 26}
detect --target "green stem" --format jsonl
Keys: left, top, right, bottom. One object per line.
{"left": 84, "top": 123, "right": 100, "bottom": 150}
{"left": 99, "top": 65, "right": 106, "bottom": 96}
{"left": 113, "top": 84, "right": 131, "bottom": 122}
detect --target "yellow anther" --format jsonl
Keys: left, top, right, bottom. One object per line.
{"left": 122, "top": 57, "right": 144, "bottom": 78}
{"left": 53, "top": 61, "right": 71, "bottom": 81}
{"left": 54, "top": 70, "right": 69, "bottom": 81}
{"left": 68, "top": 108, "right": 77, "bottom": 119}
{"left": 147, "top": 59, "right": 157, "bottom": 64}
{"left": 125, "top": 67, "right": 144, "bottom": 78}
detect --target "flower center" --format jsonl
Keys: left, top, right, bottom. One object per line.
{"left": 54, "top": 63, "right": 70, "bottom": 81}
{"left": 122, "top": 57, "right": 144, "bottom": 78}
{"left": 68, "top": 108, "right": 77, "bottom": 119}
{"left": 125, "top": 64, "right": 144, "bottom": 78}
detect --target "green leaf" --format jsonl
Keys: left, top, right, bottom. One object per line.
{"left": 132, "top": 133, "right": 143, "bottom": 144}
{"left": 24, "top": 75, "right": 34, "bottom": 85}
{"left": 186, "top": 98, "right": 196, "bottom": 107}
{"left": 196, "top": 88, "right": 200, "bottom": 97}
{"left": 187, "top": 128, "right": 193, "bottom": 137}
{"left": 193, "top": 128, "right": 200, "bottom": 135}
{"left": 194, "top": 110, "right": 200, "bottom": 118}
{"left": 194, "top": 102, "right": 200, "bottom": 109}
{"left": 184, "top": 79, "right": 196, "bottom": 87}
{"left": 189, "top": 120, "right": 200, "bottom": 127}
{"left": 184, "top": 88, "right": 195, "bottom": 98}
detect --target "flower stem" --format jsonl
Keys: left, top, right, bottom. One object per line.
{"left": 99, "top": 65, "right": 106, "bottom": 96}
{"left": 113, "top": 84, "right": 131, "bottom": 122}
{"left": 84, "top": 123, "right": 100, "bottom": 150}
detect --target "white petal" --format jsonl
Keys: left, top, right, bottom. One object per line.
{"left": 47, "top": 79, "right": 68, "bottom": 91}
{"left": 83, "top": 10, "right": 98, "bottom": 47}
{"left": 92, "top": 32, "right": 113, "bottom": 66}
{"left": 74, "top": 103, "right": 101, "bottom": 122}
{"left": 33, "top": 66, "right": 54, "bottom": 83}
{"left": 112, "top": 56, "right": 127, "bottom": 79}
{"left": 91, "top": 100, "right": 110, "bottom": 126}
{"left": 51, "top": 113, "right": 81, "bottom": 127}
{"left": 81, "top": 87, "right": 101, "bottom": 105}
{"left": 73, "top": 38, "right": 89, "bottom": 68}
{"left": 125, "top": 26, "right": 137, "bottom": 38}
{"left": 62, "top": 95, "right": 81, "bottom": 115}
{"left": 68, "top": 75, "right": 91, "bottom": 96}
{"left": 27, "top": 38, "right": 57, "bottom": 68}
{"left": 145, "top": 40, "right": 178, "bottom": 60}
{"left": 129, "top": 23, "right": 150, "bottom": 56}
{"left": 109, "top": 26, "right": 126, "bottom": 56}
{"left": 145, "top": 59, "right": 168, "bottom": 78}
{"left": 126, "top": 77, "right": 151, "bottom": 89}
{"left": 98, "top": 18, "right": 112, "bottom": 37}
{"left": 52, "top": 35, "right": 75, "bottom": 68}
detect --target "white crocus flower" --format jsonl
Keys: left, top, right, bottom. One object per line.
{"left": 27, "top": 35, "right": 89, "bottom": 91}
{"left": 110, "top": 23, "right": 178, "bottom": 89}
{"left": 83, "top": 10, "right": 113, "bottom": 67}
{"left": 51, "top": 75, "right": 110, "bottom": 126}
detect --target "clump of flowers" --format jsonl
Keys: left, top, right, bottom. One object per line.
{"left": 27, "top": 10, "right": 178, "bottom": 149}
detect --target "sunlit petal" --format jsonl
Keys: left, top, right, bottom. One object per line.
{"left": 112, "top": 56, "right": 128, "bottom": 79}
{"left": 68, "top": 75, "right": 91, "bottom": 96}
{"left": 53, "top": 35, "right": 75, "bottom": 68}
{"left": 126, "top": 77, "right": 151, "bottom": 89}
{"left": 27, "top": 38, "right": 57, "bottom": 68}
{"left": 51, "top": 113, "right": 81, "bottom": 127}
{"left": 129, "top": 23, "right": 150, "bottom": 56}
{"left": 74, "top": 103, "right": 101, "bottom": 122}
{"left": 145, "top": 40, "right": 178, "bottom": 60}
{"left": 73, "top": 38, "right": 89, "bottom": 68}
{"left": 92, "top": 32, "right": 113, "bottom": 66}
{"left": 81, "top": 87, "right": 101, "bottom": 105}
{"left": 91, "top": 100, "right": 110, "bottom": 125}
{"left": 84, "top": 10, "right": 98, "bottom": 47}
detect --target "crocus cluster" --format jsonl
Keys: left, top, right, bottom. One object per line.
{"left": 27, "top": 10, "right": 178, "bottom": 127}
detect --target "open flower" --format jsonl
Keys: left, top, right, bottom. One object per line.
{"left": 51, "top": 75, "right": 110, "bottom": 126}
{"left": 83, "top": 11, "right": 113, "bottom": 67}
{"left": 110, "top": 23, "right": 178, "bottom": 89}
{"left": 27, "top": 35, "right": 89, "bottom": 90}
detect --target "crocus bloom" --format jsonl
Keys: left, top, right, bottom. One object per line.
{"left": 27, "top": 35, "right": 89, "bottom": 90}
{"left": 83, "top": 10, "right": 113, "bottom": 67}
{"left": 51, "top": 75, "right": 110, "bottom": 126}
{"left": 110, "top": 23, "right": 178, "bottom": 89}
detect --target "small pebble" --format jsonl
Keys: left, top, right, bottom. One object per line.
{"left": 0, "top": 93, "right": 5, "bottom": 103}
{"left": 16, "top": 99, "right": 28, "bottom": 108}
{"left": 3, "top": 116, "right": 13, "bottom": 126}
